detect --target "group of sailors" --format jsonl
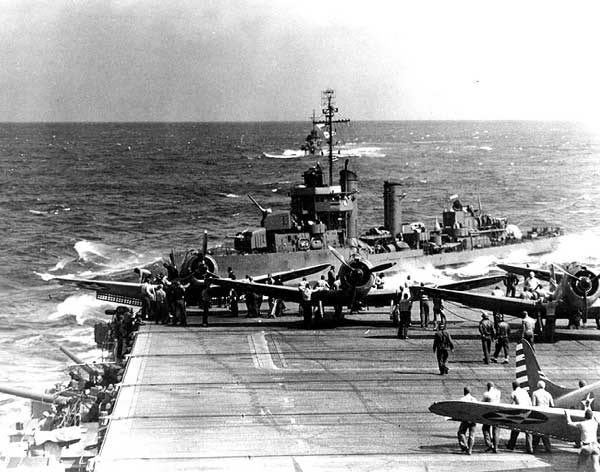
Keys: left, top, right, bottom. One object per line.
{"left": 456, "top": 379, "right": 556, "bottom": 456}
{"left": 136, "top": 264, "right": 189, "bottom": 326}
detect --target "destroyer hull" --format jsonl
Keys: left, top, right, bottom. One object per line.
{"left": 191, "top": 236, "right": 559, "bottom": 278}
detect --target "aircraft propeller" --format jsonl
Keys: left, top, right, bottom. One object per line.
{"left": 327, "top": 245, "right": 395, "bottom": 310}
{"left": 552, "top": 263, "right": 600, "bottom": 328}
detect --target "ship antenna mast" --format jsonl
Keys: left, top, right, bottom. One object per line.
{"left": 315, "top": 89, "right": 350, "bottom": 185}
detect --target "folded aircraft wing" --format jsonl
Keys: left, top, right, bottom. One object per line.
{"left": 437, "top": 275, "right": 508, "bottom": 291}
{"left": 252, "top": 263, "right": 330, "bottom": 284}
{"left": 421, "top": 287, "right": 537, "bottom": 315}
{"left": 363, "top": 289, "right": 401, "bottom": 307}
{"left": 497, "top": 263, "right": 553, "bottom": 282}
{"left": 53, "top": 277, "right": 143, "bottom": 305}
{"left": 429, "top": 400, "right": 582, "bottom": 442}
{"left": 209, "top": 279, "right": 305, "bottom": 304}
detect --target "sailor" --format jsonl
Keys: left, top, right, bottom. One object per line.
{"left": 504, "top": 272, "right": 519, "bottom": 297}
{"left": 140, "top": 279, "right": 156, "bottom": 320}
{"left": 478, "top": 312, "right": 495, "bottom": 364}
{"left": 491, "top": 286, "right": 504, "bottom": 331}
{"left": 432, "top": 322, "right": 454, "bottom": 375}
{"left": 532, "top": 380, "right": 554, "bottom": 452}
{"left": 172, "top": 280, "right": 188, "bottom": 326}
{"left": 432, "top": 295, "right": 446, "bottom": 327}
{"left": 269, "top": 276, "right": 285, "bottom": 318}
{"left": 521, "top": 311, "right": 536, "bottom": 346}
{"left": 419, "top": 283, "right": 430, "bottom": 328}
{"left": 244, "top": 276, "right": 257, "bottom": 318}
{"left": 457, "top": 386, "right": 476, "bottom": 454}
{"left": 565, "top": 409, "right": 600, "bottom": 471}
{"left": 155, "top": 284, "right": 168, "bottom": 324}
{"left": 226, "top": 267, "right": 238, "bottom": 317}
{"left": 298, "top": 277, "right": 308, "bottom": 290}
{"left": 134, "top": 267, "right": 152, "bottom": 283}
{"left": 481, "top": 382, "right": 501, "bottom": 453}
{"left": 397, "top": 292, "right": 413, "bottom": 339}
{"left": 299, "top": 282, "right": 313, "bottom": 327}
{"left": 506, "top": 380, "right": 533, "bottom": 453}
{"left": 524, "top": 271, "right": 539, "bottom": 293}
{"left": 266, "top": 274, "right": 275, "bottom": 316}
{"left": 162, "top": 262, "right": 178, "bottom": 281}
{"left": 491, "top": 315, "right": 510, "bottom": 364}
{"left": 327, "top": 265, "right": 336, "bottom": 288}
{"left": 374, "top": 273, "right": 384, "bottom": 290}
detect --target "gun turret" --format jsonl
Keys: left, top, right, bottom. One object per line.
{"left": 59, "top": 346, "right": 101, "bottom": 378}
{"left": 0, "top": 384, "right": 68, "bottom": 405}
{"left": 248, "top": 194, "right": 272, "bottom": 226}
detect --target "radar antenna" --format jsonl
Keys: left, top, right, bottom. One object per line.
{"left": 313, "top": 89, "right": 350, "bottom": 185}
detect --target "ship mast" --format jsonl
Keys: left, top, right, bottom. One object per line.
{"left": 313, "top": 89, "right": 350, "bottom": 185}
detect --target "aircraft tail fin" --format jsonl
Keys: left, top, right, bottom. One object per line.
{"left": 517, "top": 340, "right": 573, "bottom": 398}
{"left": 515, "top": 342, "right": 530, "bottom": 392}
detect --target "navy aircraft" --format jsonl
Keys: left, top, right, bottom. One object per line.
{"left": 429, "top": 400, "right": 590, "bottom": 444}
{"left": 421, "top": 262, "right": 600, "bottom": 342}
{"left": 208, "top": 246, "right": 506, "bottom": 326}
{"left": 516, "top": 340, "right": 597, "bottom": 411}
{"left": 429, "top": 340, "right": 600, "bottom": 443}
{"left": 53, "top": 262, "right": 332, "bottom": 308}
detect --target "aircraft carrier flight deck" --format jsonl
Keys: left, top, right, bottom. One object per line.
{"left": 94, "top": 306, "right": 600, "bottom": 472}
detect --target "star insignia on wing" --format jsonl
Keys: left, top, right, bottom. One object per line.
{"left": 483, "top": 409, "right": 547, "bottom": 424}
{"left": 581, "top": 394, "right": 594, "bottom": 410}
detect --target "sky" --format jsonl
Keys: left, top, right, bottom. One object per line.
{"left": 1, "top": 0, "right": 600, "bottom": 122}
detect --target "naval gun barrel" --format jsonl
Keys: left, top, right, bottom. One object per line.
{"left": 247, "top": 194, "right": 271, "bottom": 225}
{"left": 59, "top": 346, "right": 100, "bottom": 377}
{"left": 247, "top": 194, "right": 268, "bottom": 214}
{"left": 0, "top": 385, "right": 68, "bottom": 405}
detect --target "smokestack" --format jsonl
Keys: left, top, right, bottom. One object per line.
{"left": 340, "top": 160, "right": 359, "bottom": 241}
{"left": 384, "top": 181, "right": 404, "bottom": 238}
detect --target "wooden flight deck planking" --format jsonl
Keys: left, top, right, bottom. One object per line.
{"left": 94, "top": 306, "right": 600, "bottom": 471}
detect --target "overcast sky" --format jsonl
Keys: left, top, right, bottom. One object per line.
{"left": 1, "top": 0, "right": 599, "bottom": 122}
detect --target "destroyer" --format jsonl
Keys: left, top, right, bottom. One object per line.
{"left": 262, "top": 91, "right": 358, "bottom": 159}
{"left": 174, "top": 90, "right": 561, "bottom": 281}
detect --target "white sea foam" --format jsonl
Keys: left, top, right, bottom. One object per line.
{"left": 72, "top": 240, "right": 162, "bottom": 277}
{"left": 34, "top": 271, "right": 55, "bottom": 281}
{"left": 49, "top": 293, "right": 110, "bottom": 325}
{"left": 49, "top": 258, "right": 69, "bottom": 272}
{"left": 539, "top": 230, "right": 600, "bottom": 267}
{"left": 75, "top": 241, "right": 111, "bottom": 262}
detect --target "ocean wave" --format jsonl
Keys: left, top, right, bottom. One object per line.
{"left": 60, "top": 240, "right": 163, "bottom": 278}
{"left": 49, "top": 293, "right": 111, "bottom": 326}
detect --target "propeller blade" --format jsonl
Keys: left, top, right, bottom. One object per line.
{"left": 371, "top": 262, "right": 396, "bottom": 274}
{"left": 551, "top": 263, "right": 579, "bottom": 281}
{"left": 328, "top": 246, "right": 353, "bottom": 270}
{"left": 202, "top": 230, "right": 208, "bottom": 256}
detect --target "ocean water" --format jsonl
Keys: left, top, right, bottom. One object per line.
{"left": 1, "top": 120, "right": 600, "bottom": 426}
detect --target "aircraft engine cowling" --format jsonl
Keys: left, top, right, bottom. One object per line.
{"left": 179, "top": 252, "right": 219, "bottom": 279}
{"left": 338, "top": 257, "right": 374, "bottom": 295}
{"left": 203, "top": 255, "right": 218, "bottom": 276}
{"left": 563, "top": 264, "right": 600, "bottom": 311}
